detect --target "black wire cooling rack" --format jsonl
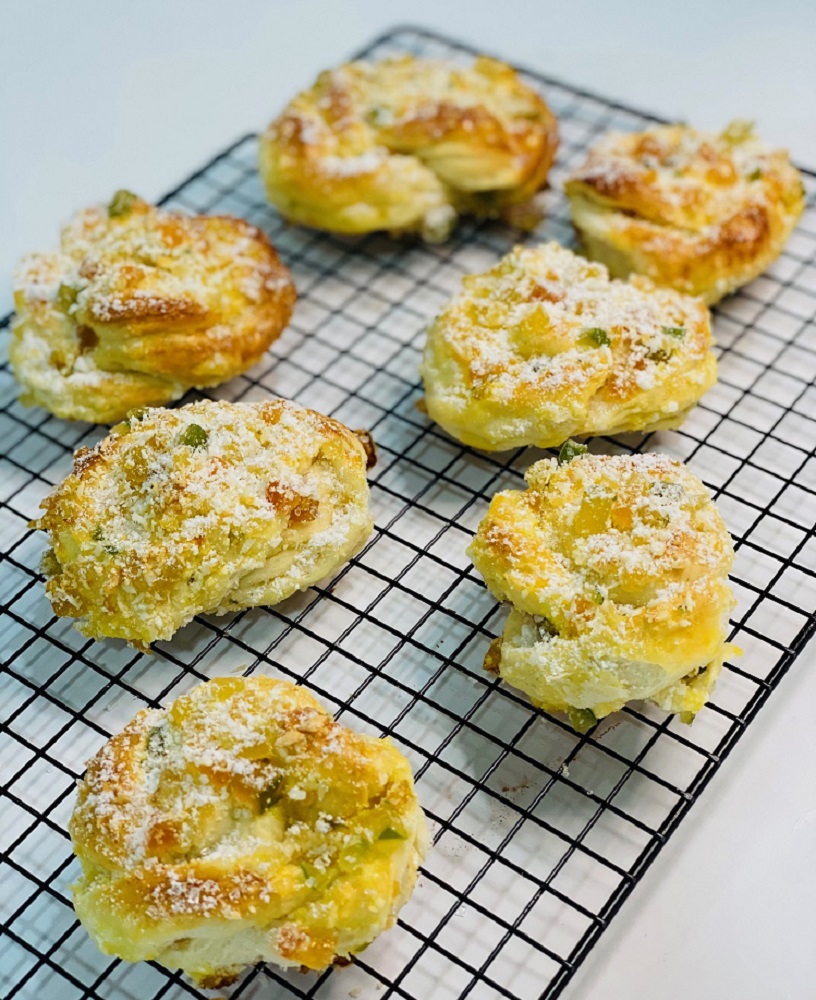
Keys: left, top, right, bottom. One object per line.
{"left": 2, "top": 24, "right": 816, "bottom": 1000}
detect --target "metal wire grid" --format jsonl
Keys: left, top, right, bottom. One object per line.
{"left": 1, "top": 23, "right": 815, "bottom": 1000}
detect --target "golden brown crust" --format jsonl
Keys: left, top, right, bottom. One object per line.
{"left": 468, "top": 452, "right": 737, "bottom": 722}
{"left": 421, "top": 242, "right": 717, "bottom": 451}
{"left": 70, "top": 675, "right": 428, "bottom": 985}
{"left": 10, "top": 194, "right": 296, "bottom": 422}
{"left": 565, "top": 122, "right": 805, "bottom": 303}
{"left": 259, "top": 55, "right": 558, "bottom": 240}
{"left": 32, "top": 399, "right": 373, "bottom": 647}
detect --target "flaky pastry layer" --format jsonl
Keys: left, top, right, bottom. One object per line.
{"left": 259, "top": 55, "right": 558, "bottom": 240}
{"left": 565, "top": 122, "right": 805, "bottom": 303}
{"left": 33, "top": 399, "right": 374, "bottom": 648}
{"left": 11, "top": 193, "right": 295, "bottom": 421}
{"left": 470, "top": 451, "right": 737, "bottom": 724}
{"left": 70, "top": 675, "right": 428, "bottom": 987}
{"left": 421, "top": 242, "right": 716, "bottom": 451}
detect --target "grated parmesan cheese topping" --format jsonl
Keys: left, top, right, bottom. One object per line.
{"left": 260, "top": 54, "right": 558, "bottom": 240}
{"left": 15, "top": 198, "right": 289, "bottom": 325}
{"left": 427, "top": 241, "right": 712, "bottom": 406}
{"left": 471, "top": 450, "right": 735, "bottom": 650}
{"left": 34, "top": 399, "right": 373, "bottom": 647}
{"left": 566, "top": 121, "right": 804, "bottom": 231}
{"left": 10, "top": 196, "right": 295, "bottom": 424}
{"left": 70, "top": 676, "right": 425, "bottom": 927}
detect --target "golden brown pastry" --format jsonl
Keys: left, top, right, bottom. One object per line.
{"left": 10, "top": 191, "right": 296, "bottom": 422}
{"left": 259, "top": 55, "right": 558, "bottom": 241}
{"left": 32, "top": 399, "right": 374, "bottom": 649}
{"left": 565, "top": 121, "right": 805, "bottom": 304}
{"left": 421, "top": 241, "right": 716, "bottom": 451}
{"left": 469, "top": 446, "right": 737, "bottom": 729}
{"left": 70, "top": 674, "right": 429, "bottom": 987}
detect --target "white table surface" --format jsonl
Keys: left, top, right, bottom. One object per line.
{"left": 2, "top": 3, "right": 815, "bottom": 998}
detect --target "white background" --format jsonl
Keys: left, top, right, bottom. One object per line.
{"left": 2, "top": 2, "right": 816, "bottom": 998}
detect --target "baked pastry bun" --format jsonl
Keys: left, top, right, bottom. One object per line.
{"left": 259, "top": 55, "right": 558, "bottom": 241}
{"left": 565, "top": 121, "right": 805, "bottom": 304}
{"left": 32, "top": 399, "right": 374, "bottom": 649}
{"left": 10, "top": 192, "right": 296, "bottom": 422}
{"left": 469, "top": 447, "right": 737, "bottom": 729}
{"left": 421, "top": 242, "right": 716, "bottom": 451}
{"left": 70, "top": 675, "right": 429, "bottom": 987}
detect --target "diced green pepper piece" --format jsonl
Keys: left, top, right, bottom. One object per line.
{"left": 108, "top": 189, "right": 138, "bottom": 217}
{"left": 259, "top": 775, "right": 283, "bottom": 812}
{"left": 178, "top": 424, "right": 209, "bottom": 449}
{"left": 146, "top": 725, "right": 169, "bottom": 756}
{"left": 536, "top": 616, "right": 559, "bottom": 638}
{"left": 661, "top": 325, "right": 686, "bottom": 338}
{"left": 558, "top": 440, "right": 587, "bottom": 465}
{"left": 721, "top": 120, "right": 754, "bottom": 146}
{"left": 55, "top": 284, "right": 77, "bottom": 311}
{"left": 583, "top": 327, "right": 611, "bottom": 347}
{"left": 378, "top": 827, "right": 406, "bottom": 841}
{"left": 568, "top": 708, "right": 598, "bottom": 734}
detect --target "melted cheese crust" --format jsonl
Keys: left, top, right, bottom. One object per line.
{"left": 259, "top": 55, "right": 558, "bottom": 240}
{"left": 565, "top": 122, "right": 805, "bottom": 303}
{"left": 10, "top": 195, "right": 296, "bottom": 422}
{"left": 469, "top": 452, "right": 736, "bottom": 720}
{"left": 421, "top": 242, "right": 716, "bottom": 451}
{"left": 33, "top": 399, "right": 374, "bottom": 648}
{"left": 70, "top": 675, "right": 429, "bottom": 987}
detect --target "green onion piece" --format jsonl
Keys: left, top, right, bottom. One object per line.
{"left": 378, "top": 827, "right": 406, "bottom": 841}
{"left": 590, "top": 589, "right": 604, "bottom": 605}
{"left": 366, "top": 105, "right": 392, "bottom": 127}
{"left": 108, "top": 189, "right": 139, "bottom": 217}
{"left": 568, "top": 708, "right": 598, "bottom": 734}
{"left": 721, "top": 119, "right": 754, "bottom": 146}
{"left": 747, "top": 167, "right": 763, "bottom": 181}
{"left": 661, "top": 325, "right": 686, "bottom": 338}
{"left": 259, "top": 775, "right": 283, "bottom": 812}
{"left": 146, "top": 725, "right": 169, "bottom": 756}
{"left": 55, "top": 284, "right": 78, "bottom": 311}
{"left": 583, "top": 327, "right": 611, "bottom": 347}
{"left": 558, "top": 440, "right": 587, "bottom": 464}
{"left": 178, "top": 424, "right": 209, "bottom": 449}
{"left": 91, "top": 526, "right": 104, "bottom": 541}
{"left": 299, "top": 861, "right": 319, "bottom": 883}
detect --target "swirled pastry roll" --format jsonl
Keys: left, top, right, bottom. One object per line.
{"left": 10, "top": 192, "right": 296, "bottom": 422}
{"left": 32, "top": 399, "right": 374, "bottom": 649}
{"left": 565, "top": 121, "right": 805, "bottom": 304}
{"left": 469, "top": 448, "right": 737, "bottom": 728}
{"left": 70, "top": 675, "right": 429, "bottom": 987}
{"left": 421, "top": 242, "right": 716, "bottom": 451}
{"left": 259, "top": 55, "right": 558, "bottom": 241}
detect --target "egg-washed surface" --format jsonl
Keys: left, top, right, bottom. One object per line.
{"left": 2, "top": 26, "right": 815, "bottom": 1000}
{"left": 565, "top": 122, "right": 805, "bottom": 304}
{"left": 70, "top": 675, "right": 429, "bottom": 987}
{"left": 259, "top": 55, "right": 558, "bottom": 240}
{"left": 470, "top": 451, "right": 737, "bottom": 725}
{"left": 421, "top": 242, "right": 716, "bottom": 450}
{"left": 10, "top": 193, "right": 296, "bottom": 422}
{"left": 32, "top": 399, "right": 373, "bottom": 648}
